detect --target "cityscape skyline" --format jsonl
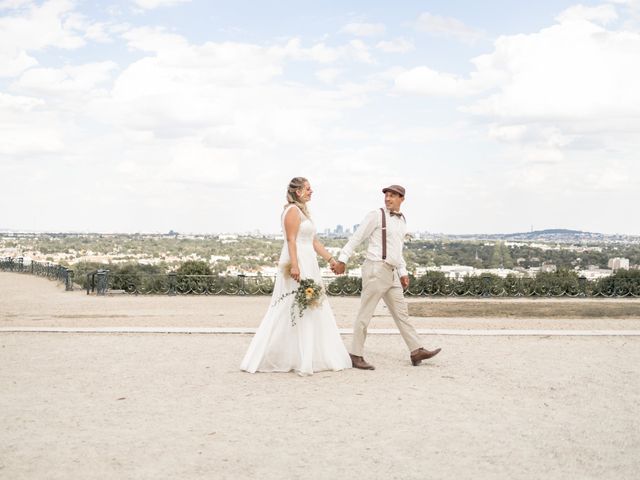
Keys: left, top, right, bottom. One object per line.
{"left": 2, "top": 1, "right": 640, "bottom": 235}
{"left": 2, "top": 226, "right": 640, "bottom": 240}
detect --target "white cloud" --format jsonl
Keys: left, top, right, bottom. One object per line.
{"left": 464, "top": 19, "right": 640, "bottom": 122}
{"left": 0, "top": 0, "right": 86, "bottom": 51}
{"left": 347, "top": 39, "right": 374, "bottom": 64}
{"left": 399, "top": 8, "right": 640, "bottom": 135}
{"left": 0, "top": 50, "right": 38, "bottom": 77}
{"left": 381, "top": 125, "right": 462, "bottom": 144}
{"left": 132, "top": 0, "right": 191, "bottom": 9}
{"left": 0, "top": 91, "right": 43, "bottom": 111}
{"left": 274, "top": 37, "right": 374, "bottom": 65}
{"left": 123, "top": 26, "right": 189, "bottom": 52}
{"left": 394, "top": 66, "right": 482, "bottom": 96}
{"left": 341, "top": 22, "right": 386, "bottom": 37}
{"left": 13, "top": 62, "right": 118, "bottom": 98}
{"left": 0, "top": 92, "right": 65, "bottom": 155}
{"left": 316, "top": 68, "right": 341, "bottom": 84}
{"left": 83, "top": 22, "right": 118, "bottom": 43}
{"left": 84, "top": 31, "right": 370, "bottom": 193}
{"left": 415, "top": 12, "right": 484, "bottom": 44}
{"left": 0, "top": 0, "right": 115, "bottom": 77}
{"left": 488, "top": 125, "right": 573, "bottom": 149}
{"left": 376, "top": 37, "right": 414, "bottom": 53}
{"left": 555, "top": 4, "right": 618, "bottom": 24}
{"left": 0, "top": 0, "right": 31, "bottom": 9}
{"left": 275, "top": 38, "right": 339, "bottom": 63}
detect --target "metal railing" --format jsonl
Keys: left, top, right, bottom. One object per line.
{"left": 81, "top": 270, "right": 640, "bottom": 297}
{"left": 83, "top": 271, "right": 362, "bottom": 296}
{"left": 1, "top": 257, "right": 74, "bottom": 291}
{"left": 404, "top": 274, "right": 640, "bottom": 298}
{"left": 3, "top": 257, "right": 639, "bottom": 297}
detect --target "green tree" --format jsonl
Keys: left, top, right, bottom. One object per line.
{"left": 597, "top": 269, "right": 640, "bottom": 296}
{"left": 176, "top": 260, "right": 212, "bottom": 275}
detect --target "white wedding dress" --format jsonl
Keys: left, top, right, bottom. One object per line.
{"left": 240, "top": 205, "right": 352, "bottom": 375}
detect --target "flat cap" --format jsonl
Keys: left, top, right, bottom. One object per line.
{"left": 382, "top": 184, "right": 405, "bottom": 197}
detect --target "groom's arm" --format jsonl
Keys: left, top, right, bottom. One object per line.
{"left": 398, "top": 225, "right": 409, "bottom": 287}
{"left": 337, "top": 210, "right": 377, "bottom": 265}
{"left": 398, "top": 250, "right": 408, "bottom": 278}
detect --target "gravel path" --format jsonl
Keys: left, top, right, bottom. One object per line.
{"left": 2, "top": 272, "right": 640, "bottom": 479}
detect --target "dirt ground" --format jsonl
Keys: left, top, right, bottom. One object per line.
{"left": 2, "top": 273, "right": 640, "bottom": 331}
{"left": 409, "top": 297, "right": 640, "bottom": 318}
{"left": 1, "top": 273, "right": 640, "bottom": 479}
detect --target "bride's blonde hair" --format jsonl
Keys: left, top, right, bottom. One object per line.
{"left": 285, "top": 176, "right": 310, "bottom": 219}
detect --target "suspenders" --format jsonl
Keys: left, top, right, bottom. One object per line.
{"left": 380, "top": 208, "right": 387, "bottom": 260}
{"left": 380, "top": 208, "right": 405, "bottom": 261}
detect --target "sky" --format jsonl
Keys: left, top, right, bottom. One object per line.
{"left": 1, "top": 0, "right": 639, "bottom": 235}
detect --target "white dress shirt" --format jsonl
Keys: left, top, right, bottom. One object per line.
{"left": 338, "top": 208, "right": 408, "bottom": 277}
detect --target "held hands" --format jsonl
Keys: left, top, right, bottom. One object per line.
{"left": 331, "top": 260, "right": 346, "bottom": 275}
{"left": 400, "top": 275, "right": 410, "bottom": 289}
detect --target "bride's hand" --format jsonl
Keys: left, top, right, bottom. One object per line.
{"left": 290, "top": 265, "right": 300, "bottom": 282}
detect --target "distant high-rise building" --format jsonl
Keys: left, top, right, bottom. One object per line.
{"left": 335, "top": 225, "right": 344, "bottom": 235}
{"left": 608, "top": 257, "right": 630, "bottom": 271}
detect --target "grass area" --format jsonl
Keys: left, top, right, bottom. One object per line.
{"left": 408, "top": 299, "right": 640, "bottom": 318}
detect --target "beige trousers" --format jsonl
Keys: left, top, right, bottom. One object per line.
{"left": 350, "top": 260, "right": 422, "bottom": 356}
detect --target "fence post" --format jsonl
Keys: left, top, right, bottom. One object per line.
{"left": 17, "top": 257, "right": 24, "bottom": 272}
{"left": 578, "top": 276, "right": 587, "bottom": 297}
{"left": 168, "top": 272, "right": 176, "bottom": 296}
{"left": 96, "top": 269, "right": 108, "bottom": 296}
{"left": 65, "top": 269, "right": 74, "bottom": 291}
{"left": 481, "top": 274, "right": 491, "bottom": 297}
{"left": 238, "top": 274, "right": 246, "bottom": 295}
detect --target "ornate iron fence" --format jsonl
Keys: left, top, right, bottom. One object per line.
{"left": 2, "top": 256, "right": 639, "bottom": 297}
{"left": 405, "top": 273, "right": 640, "bottom": 298}
{"left": 0, "top": 257, "right": 75, "bottom": 291}
{"left": 80, "top": 270, "right": 640, "bottom": 297}
{"left": 83, "top": 271, "right": 363, "bottom": 296}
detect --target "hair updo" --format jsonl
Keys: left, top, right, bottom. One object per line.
{"left": 285, "top": 176, "right": 310, "bottom": 218}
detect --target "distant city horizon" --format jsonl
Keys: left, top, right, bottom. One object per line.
{"left": 2, "top": 227, "right": 640, "bottom": 240}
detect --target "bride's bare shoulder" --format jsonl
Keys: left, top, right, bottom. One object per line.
{"left": 282, "top": 204, "right": 302, "bottom": 220}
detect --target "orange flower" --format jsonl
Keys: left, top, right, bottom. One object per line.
{"left": 305, "top": 287, "right": 314, "bottom": 298}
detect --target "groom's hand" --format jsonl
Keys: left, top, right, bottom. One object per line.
{"left": 333, "top": 261, "right": 346, "bottom": 275}
{"left": 400, "top": 275, "right": 410, "bottom": 289}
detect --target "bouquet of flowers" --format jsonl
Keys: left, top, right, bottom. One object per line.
{"left": 274, "top": 278, "right": 325, "bottom": 326}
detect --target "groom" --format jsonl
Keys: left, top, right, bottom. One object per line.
{"left": 332, "top": 185, "right": 441, "bottom": 369}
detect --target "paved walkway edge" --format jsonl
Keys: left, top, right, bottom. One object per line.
{"left": 2, "top": 327, "right": 640, "bottom": 336}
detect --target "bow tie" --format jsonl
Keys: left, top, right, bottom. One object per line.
{"left": 390, "top": 211, "right": 403, "bottom": 217}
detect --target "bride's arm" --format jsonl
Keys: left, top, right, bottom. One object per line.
{"left": 313, "top": 237, "right": 337, "bottom": 269}
{"left": 284, "top": 207, "right": 302, "bottom": 281}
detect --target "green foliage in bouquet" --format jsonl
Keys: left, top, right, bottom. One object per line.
{"left": 274, "top": 278, "right": 325, "bottom": 326}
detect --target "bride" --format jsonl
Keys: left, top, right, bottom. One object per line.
{"left": 240, "top": 177, "right": 352, "bottom": 375}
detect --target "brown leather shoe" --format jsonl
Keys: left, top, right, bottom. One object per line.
{"left": 349, "top": 353, "right": 375, "bottom": 370}
{"left": 410, "top": 347, "right": 441, "bottom": 366}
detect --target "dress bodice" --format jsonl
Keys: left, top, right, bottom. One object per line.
{"left": 282, "top": 205, "right": 315, "bottom": 245}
